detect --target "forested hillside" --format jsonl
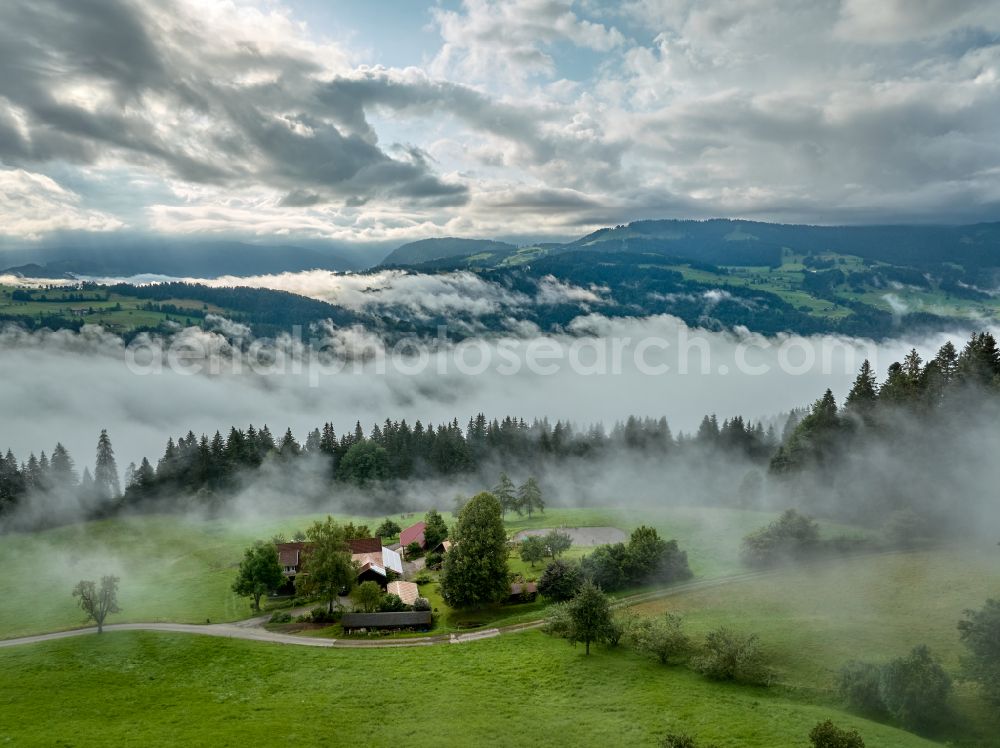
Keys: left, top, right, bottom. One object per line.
{"left": 3, "top": 333, "right": 999, "bottom": 543}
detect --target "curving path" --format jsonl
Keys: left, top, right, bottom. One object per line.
{"left": 0, "top": 570, "right": 779, "bottom": 651}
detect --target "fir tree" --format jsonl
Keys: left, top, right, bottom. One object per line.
{"left": 93, "top": 430, "right": 121, "bottom": 501}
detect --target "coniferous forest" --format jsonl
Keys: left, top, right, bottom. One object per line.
{"left": 2, "top": 331, "right": 999, "bottom": 537}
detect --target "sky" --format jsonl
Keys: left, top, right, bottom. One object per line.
{"left": 1, "top": 0, "right": 999, "bottom": 252}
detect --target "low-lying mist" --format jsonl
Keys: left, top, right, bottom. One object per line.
{"left": 2, "top": 308, "right": 998, "bottom": 544}
{"left": 0, "top": 314, "right": 978, "bottom": 470}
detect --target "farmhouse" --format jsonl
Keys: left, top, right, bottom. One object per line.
{"left": 275, "top": 541, "right": 309, "bottom": 579}
{"left": 399, "top": 521, "right": 426, "bottom": 550}
{"left": 349, "top": 537, "right": 403, "bottom": 587}
{"left": 275, "top": 538, "right": 403, "bottom": 588}
{"left": 341, "top": 611, "right": 432, "bottom": 633}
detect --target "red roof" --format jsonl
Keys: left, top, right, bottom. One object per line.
{"left": 347, "top": 537, "right": 383, "bottom": 554}
{"left": 399, "top": 522, "right": 426, "bottom": 548}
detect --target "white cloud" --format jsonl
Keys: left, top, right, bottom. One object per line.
{"left": 1, "top": 0, "right": 999, "bottom": 243}
{"left": 431, "top": 0, "right": 624, "bottom": 85}
{"left": 0, "top": 168, "right": 124, "bottom": 239}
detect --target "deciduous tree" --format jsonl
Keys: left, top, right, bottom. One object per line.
{"left": 297, "top": 516, "right": 356, "bottom": 613}
{"left": 72, "top": 575, "right": 121, "bottom": 634}
{"left": 567, "top": 580, "right": 613, "bottom": 655}
{"left": 519, "top": 535, "right": 546, "bottom": 567}
{"left": 232, "top": 541, "right": 284, "bottom": 611}
{"left": 423, "top": 509, "right": 449, "bottom": 549}
{"left": 958, "top": 598, "right": 1000, "bottom": 704}
{"left": 352, "top": 581, "right": 383, "bottom": 613}
{"left": 441, "top": 492, "right": 509, "bottom": 608}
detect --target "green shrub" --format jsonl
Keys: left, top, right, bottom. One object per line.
{"left": 538, "top": 559, "right": 582, "bottom": 602}
{"left": 691, "top": 627, "right": 770, "bottom": 685}
{"left": 268, "top": 611, "right": 292, "bottom": 624}
{"left": 659, "top": 734, "right": 718, "bottom": 748}
{"left": 309, "top": 607, "right": 340, "bottom": 624}
{"left": 424, "top": 551, "right": 443, "bottom": 570}
{"left": 660, "top": 734, "right": 697, "bottom": 748}
{"left": 629, "top": 613, "right": 690, "bottom": 665}
{"left": 878, "top": 645, "right": 951, "bottom": 731}
{"left": 413, "top": 596, "right": 431, "bottom": 611}
{"left": 405, "top": 541, "right": 424, "bottom": 559}
{"left": 838, "top": 646, "right": 952, "bottom": 733}
{"left": 542, "top": 602, "right": 573, "bottom": 638}
{"left": 958, "top": 598, "right": 1000, "bottom": 705}
{"left": 375, "top": 519, "right": 401, "bottom": 539}
{"left": 414, "top": 572, "right": 434, "bottom": 585}
{"left": 838, "top": 661, "right": 884, "bottom": 716}
{"left": 740, "top": 509, "right": 820, "bottom": 567}
{"left": 809, "top": 720, "right": 865, "bottom": 748}
{"left": 379, "top": 593, "right": 407, "bottom": 612}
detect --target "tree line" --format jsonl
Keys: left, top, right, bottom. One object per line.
{"left": 768, "top": 331, "right": 1000, "bottom": 533}
{"left": 0, "top": 410, "right": 773, "bottom": 530}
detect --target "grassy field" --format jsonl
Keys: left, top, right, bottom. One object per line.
{"left": 634, "top": 543, "right": 1000, "bottom": 743}
{"left": 0, "top": 513, "right": 378, "bottom": 638}
{"left": 0, "top": 506, "right": 862, "bottom": 639}
{"left": 2, "top": 509, "right": 996, "bottom": 745}
{"left": 0, "top": 630, "right": 941, "bottom": 748}
{"left": 0, "top": 284, "right": 229, "bottom": 332}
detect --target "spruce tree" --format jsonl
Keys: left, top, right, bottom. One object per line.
{"left": 93, "top": 430, "right": 121, "bottom": 500}
{"left": 493, "top": 473, "right": 518, "bottom": 517}
{"left": 845, "top": 359, "right": 878, "bottom": 419}
{"left": 49, "top": 443, "right": 78, "bottom": 490}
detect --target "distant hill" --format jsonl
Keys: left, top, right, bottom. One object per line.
{"left": 0, "top": 240, "right": 367, "bottom": 278}
{"left": 381, "top": 238, "right": 517, "bottom": 267}
{"left": 381, "top": 219, "right": 1000, "bottom": 272}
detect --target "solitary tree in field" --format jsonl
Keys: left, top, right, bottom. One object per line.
{"left": 519, "top": 535, "right": 546, "bottom": 568}
{"left": 567, "top": 580, "right": 612, "bottom": 655}
{"left": 543, "top": 529, "right": 572, "bottom": 558}
{"left": 232, "top": 541, "right": 284, "bottom": 611}
{"left": 72, "top": 575, "right": 121, "bottom": 634}
{"left": 296, "top": 516, "right": 357, "bottom": 613}
{"left": 441, "top": 492, "right": 510, "bottom": 608}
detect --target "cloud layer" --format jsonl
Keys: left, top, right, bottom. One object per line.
{"left": 0, "top": 0, "right": 998, "bottom": 244}
{"left": 0, "top": 310, "right": 982, "bottom": 471}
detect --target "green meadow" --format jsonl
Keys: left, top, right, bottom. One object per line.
{"left": 0, "top": 631, "right": 941, "bottom": 748}
{"left": 635, "top": 544, "right": 1000, "bottom": 744}
{"left": 2, "top": 508, "right": 998, "bottom": 746}
{"left": 0, "top": 506, "right": 861, "bottom": 639}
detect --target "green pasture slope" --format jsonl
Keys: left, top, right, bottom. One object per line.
{"left": 637, "top": 543, "right": 1000, "bottom": 744}
{"left": 0, "top": 507, "right": 856, "bottom": 639}
{"left": 1, "top": 508, "right": 997, "bottom": 745}
{"left": 0, "top": 284, "right": 228, "bottom": 332}
{"left": 0, "top": 632, "right": 939, "bottom": 748}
